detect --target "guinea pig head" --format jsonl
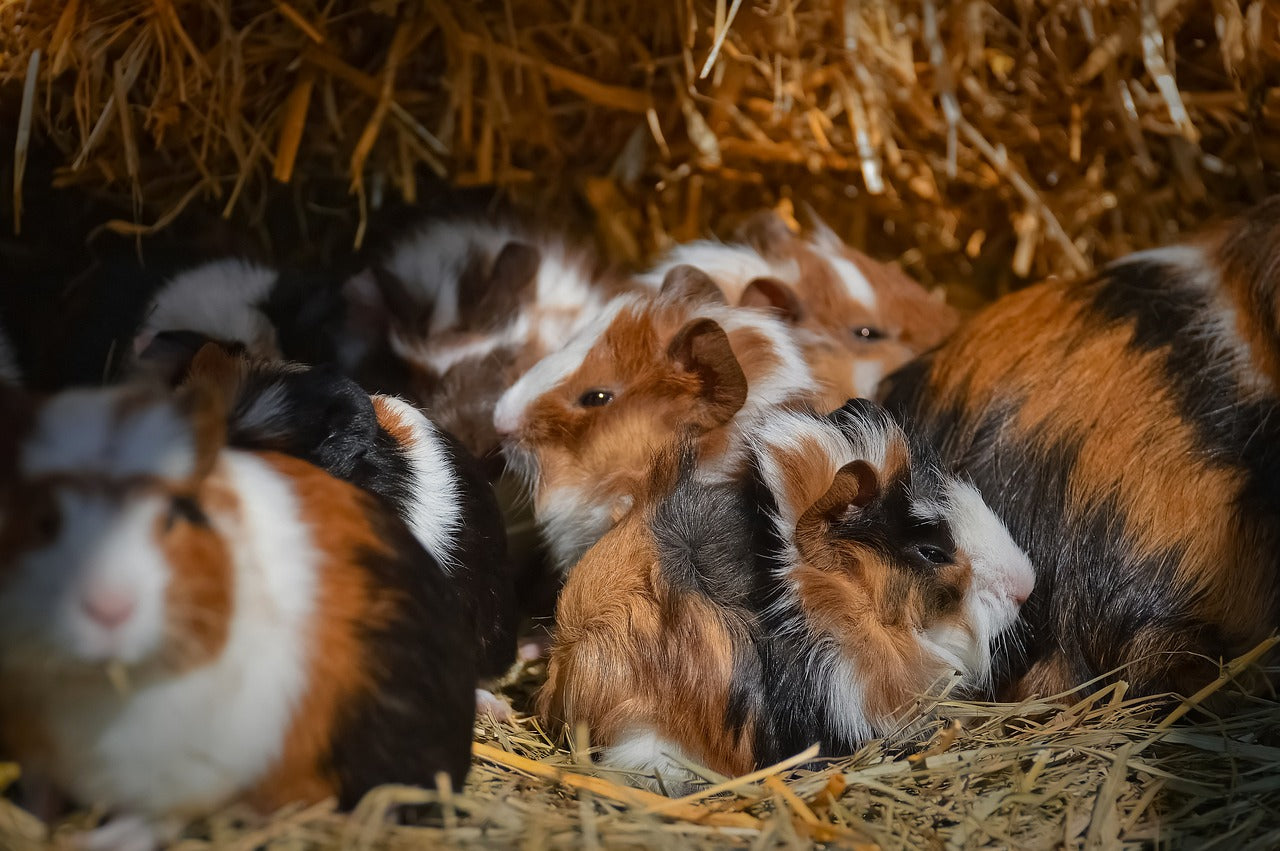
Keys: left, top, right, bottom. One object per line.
{"left": 732, "top": 210, "right": 959, "bottom": 407}
{"left": 753, "top": 400, "right": 1033, "bottom": 737}
{"left": 0, "top": 383, "right": 235, "bottom": 678}
{"left": 494, "top": 266, "right": 754, "bottom": 573}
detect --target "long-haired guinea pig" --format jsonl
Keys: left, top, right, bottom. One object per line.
{"left": 494, "top": 264, "right": 818, "bottom": 574}
{"left": 343, "top": 218, "right": 640, "bottom": 460}
{"left": 639, "top": 210, "right": 959, "bottom": 408}
{"left": 180, "top": 344, "right": 517, "bottom": 693}
{"left": 0, "top": 382, "right": 476, "bottom": 849}
{"left": 883, "top": 197, "right": 1280, "bottom": 699}
{"left": 540, "top": 399, "right": 1033, "bottom": 790}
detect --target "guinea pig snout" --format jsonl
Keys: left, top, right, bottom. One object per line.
{"left": 80, "top": 587, "right": 138, "bottom": 630}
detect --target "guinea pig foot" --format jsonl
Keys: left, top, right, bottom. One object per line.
{"left": 475, "top": 688, "right": 517, "bottom": 724}
{"left": 71, "top": 814, "right": 179, "bottom": 851}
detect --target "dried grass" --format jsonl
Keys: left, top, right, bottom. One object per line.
{"left": 3, "top": 641, "right": 1278, "bottom": 849}
{"left": 3, "top": 2, "right": 1280, "bottom": 847}
{"left": 2, "top": 1, "right": 1277, "bottom": 301}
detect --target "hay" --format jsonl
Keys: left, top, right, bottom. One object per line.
{"left": 3, "top": 642, "right": 1278, "bottom": 849}
{"left": 2, "top": 1, "right": 1278, "bottom": 299}
{"left": 3, "top": 1, "right": 1280, "bottom": 847}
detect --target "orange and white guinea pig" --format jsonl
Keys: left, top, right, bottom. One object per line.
{"left": 0, "top": 383, "right": 476, "bottom": 850}
{"left": 541, "top": 399, "right": 1034, "bottom": 791}
{"left": 345, "top": 218, "right": 643, "bottom": 459}
{"left": 640, "top": 210, "right": 958, "bottom": 409}
{"left": 493, "top": 264, "right": 818, "bottom": 574}
{"left": 883, "top": 197, "right": 1280, "bottom": 699}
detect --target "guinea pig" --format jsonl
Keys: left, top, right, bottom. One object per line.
{"left": 494, "top": 264, "right": 818, "bottom": 575}
{"left": 0, "top": 382, "right": 476, "bottom": 849}
{"left": 882, "top": 197, "right": 1280, "bottom": 699}
{"left": 345, "top": 218, "right": 640, "bottom": 460}
{"left": 540, "top": 399, "right": 1034, "bottom": 791}
{"left": 180, "top": 344, "right": 517, "bottom": 709}
{"left": 640, "top": 210, "right": 959, "bottom": 408}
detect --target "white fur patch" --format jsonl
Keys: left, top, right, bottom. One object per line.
{"left": 372, "top": 395, "right": 463, "bottom": 571}
{"left": 638, "top": 241, "right": 799, "bottom": 301}
{"left": 136, "top": 259, "right": 280, "bottom": 357}
{"left": 22, "top": 389, "right": 195, "bottom": 481}
{"left": 604, "top": 728, "right": 702, "bottom": 794}
{"left": 810, "top": 245, "right": 878, "bottom": 309}
{"left": 534, "top": 485, "right": 618, "bottom": 574}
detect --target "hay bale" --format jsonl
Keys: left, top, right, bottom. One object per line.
{"left": 3, "top": 1, "right": 1277, "bottom": 302}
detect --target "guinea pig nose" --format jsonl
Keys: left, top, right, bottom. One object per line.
{"left": 81, "top": 590, "right": 137, "bottom": 629}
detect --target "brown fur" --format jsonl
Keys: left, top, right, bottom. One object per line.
{"left": 541, "top": 469, "right": 757, "bottom": 776}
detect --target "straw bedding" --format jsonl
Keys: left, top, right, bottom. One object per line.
{"left": 2, "top": 0, "right": 1280, "bottom": 847}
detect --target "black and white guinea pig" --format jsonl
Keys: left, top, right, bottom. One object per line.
{"left": 0, "top": 381, "right": 476, "bottom": 850}
{"left": 541, "top": 399, "right": 1033, "bottom": 791}
{"left": 494, "top": 265, "right": 818, "bottom": 575}
{"left": 883, "top": 197, "right": 1280, "bottom": 700}
{"left": 182, "top": 345, "right": 517, "bottom": 697}
{"left": 344, "top": 217, "right": 642, "bottom": 459}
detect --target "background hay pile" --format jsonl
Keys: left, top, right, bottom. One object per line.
{"left": 3, "top": 1, "right": 1278, "bottom": 299}
{"left": 2, "top": 0, "right": 1280, "bottom": 847}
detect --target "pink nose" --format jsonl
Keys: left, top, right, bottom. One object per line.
{"left": 82, "top": 590, "right": 137, "bottom": 629}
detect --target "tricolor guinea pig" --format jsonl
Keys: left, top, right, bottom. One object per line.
{"left": 882, "top": 197, "right": 1280, "bottom": 699}
{"left": 346, "top": 218, "right": 639, "bottom": 460}
{"left": 640, "top": 210, "right": 959, "bottom": 408}
{"left": 180, "top": 345, "right": 517, "bottom": 709}
{"left": 540, "top": 399, "right": 1033, "bottom": 791}
{"left": 0, "top": 383, "right": 476, "bottom": 849}
{"left": 494, "top": 265, "right": 818, "bottom": 574}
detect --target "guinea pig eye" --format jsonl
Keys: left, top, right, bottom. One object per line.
{"left": 851, "top": 326, "right": 885, "bottom": 342}
{"left": 165, "top": 495, "right": 209, "bottom": 531}
{"left": 916, "top": 544, "right": 953, "bottom": 566}
{"left": 32, "top": 497, "right": 60, "bottom": 545}
{"left": 577, "top": 389, "right": 615, "bottom": 408}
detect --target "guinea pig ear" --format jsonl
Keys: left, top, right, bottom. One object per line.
{"left": 666, "top": 318, "right": 748, "bottom": 427}
{"left": 457, "top": 241, "right": 540, "bottom": 331}
{"left": 365, "top": 265, "right": 433, "bottom": 339}
{"left": 800, "top": 459, "right": 881, "bottom": 528}
{"left": 178, "top": 369, "right": 230, "bottom": 484}
{"left": 134, "top": 329, "right": 220, "bottom": 386}
{"left": 658, "top": 264, "right": 726, "bottom": 308}
{"left": 799, "top": 201, "right": 843, "bottom": 250}
{"left": 739, "top": 277, "right": 803, "bottom": 323}
{"left": 733, "top": 209, "right": 797, "bottom": 256}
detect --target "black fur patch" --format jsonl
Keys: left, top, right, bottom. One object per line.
{"left": 327, "top": 493, "right": 476, "bottom": 808}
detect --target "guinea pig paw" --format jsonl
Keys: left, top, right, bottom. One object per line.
{"left": 71, "top": 814, "right": 174, "bottom": 851}
{"left": 475, "top": 688, "right": 518, "bottom": 724}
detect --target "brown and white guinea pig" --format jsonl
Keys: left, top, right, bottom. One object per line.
{"left": 179, "top": 345, "right": 517, "bottom": 712}
{"left": 493, "top": 265, "right": 818, "bottom": 575}
{"left": 345, "top": 218, "right": 642, "bottom": 460}
{"left": 0, "top": 383, "right": 475, "bottom": 850}
{"left": 639, "top": 210, "right": 959, "bottom": 409}
{"left": 540, "top": 399, "right": 1034, "bottom": 791}
{"left": 882, "top": 197, "right": 1280, "bottom": 700}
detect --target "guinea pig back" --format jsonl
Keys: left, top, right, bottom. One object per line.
{"left": 882, "top": 198, "right": 1280, "bottom": 698}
